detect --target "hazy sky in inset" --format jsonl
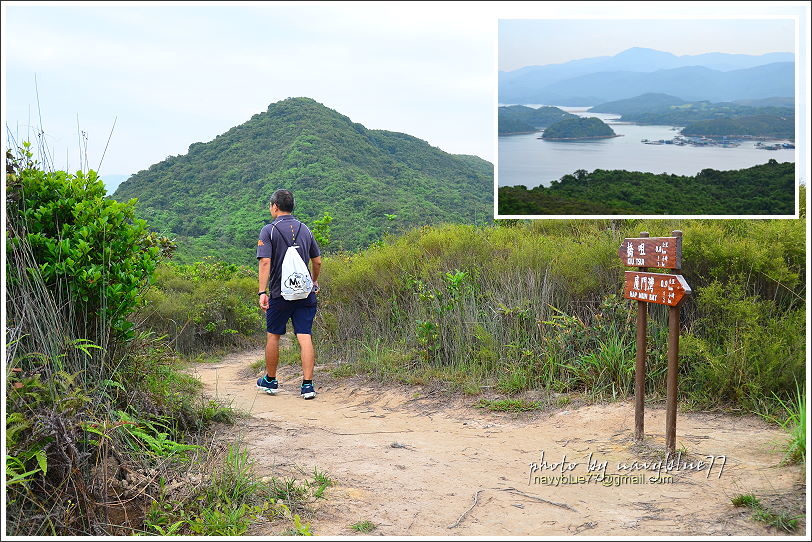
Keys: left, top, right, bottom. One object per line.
{"left": 499, "top": 18, "right": 796, "bottom": 71}
{"left": 2, "top": 4, "right": 493, "bottom": 177}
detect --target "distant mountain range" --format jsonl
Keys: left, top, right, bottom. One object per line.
{"left": 113, "top": 98, "right": 492, "bottom": 264}
{"left": 500, "top": 47, "right": 794, "bottom": 105}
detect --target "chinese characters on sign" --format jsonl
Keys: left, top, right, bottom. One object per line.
{"left": 623, "top": 272, "right": 692, "bottom": 307}
{"left": 617, "top": 237, "right": 681, "bottom": 269}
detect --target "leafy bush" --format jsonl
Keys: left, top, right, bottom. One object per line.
{"left": 6, "top": 142, "right": 172, "bottom": 353}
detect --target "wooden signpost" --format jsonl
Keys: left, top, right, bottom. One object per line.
{"left": 619, "top": 231, "right": 690, "bottom": 454}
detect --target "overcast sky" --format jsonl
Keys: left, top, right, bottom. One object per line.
{"left": 2, "top": 3, "right": 494, "bottom": 178}
{"left": 499, "top": 18, "right": 798, "bottom": 71}
{"left": 2, "top": 1, "right": 810, "bottom": 182}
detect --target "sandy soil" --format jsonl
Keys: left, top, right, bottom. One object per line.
{"left": 189, "top": 348, "right": 806, "bottom": 537}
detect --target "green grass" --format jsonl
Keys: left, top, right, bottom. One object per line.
{"left": 267, "top": 468, "right": 334, "bottom": 514}
{"left": 476, "top": 398, "right": 544, "bottom": 412}
{"left": 770, "top": 383, "right": 806, "bottom": 464}
{"left": 752, "top": 509, "right": 799, "bottom": 532}
{"left": 143, "top": 444, "right": 323, "bottom": 536}
{"left": 311, "top": 467, "right": 335, "bottom": 498}
{"left": 731, "top": 494, "right": 799, "bottom": 533}
{"left": 731, "top": 494, "right": 760, "bottom": 508}
{"left": 350, "top": 520, "right": 376, "bottom": 533}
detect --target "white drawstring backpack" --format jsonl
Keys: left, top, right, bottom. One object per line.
{"left": 272, "top": 222, "right": 313, "bottom": 300}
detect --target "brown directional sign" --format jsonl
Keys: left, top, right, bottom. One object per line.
{"left": 618, "top": 237, "right": 682, "bottom": 269}
{"left": 624, "top": 271, "right": 692, "bottom": 306}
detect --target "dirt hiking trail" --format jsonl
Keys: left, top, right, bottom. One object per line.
{"left": 190, "top": 348, "right": 805, "bottom": 536}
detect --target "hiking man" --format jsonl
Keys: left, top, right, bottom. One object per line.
{"left": 255, "top": 189, "right": 321, "bottom": 399}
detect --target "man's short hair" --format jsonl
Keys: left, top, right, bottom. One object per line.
{"left": 270, "top": 189, "right": 295, "bottom": 212}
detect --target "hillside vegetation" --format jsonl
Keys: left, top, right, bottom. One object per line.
{"left": 498, "top": 161, "right": 795, "bottom": 215}
{"left": 113, "top": 97, "right": 493, "bottom": 264}
{"left": 316, "top": 213, "right": 805, "bottom": 417}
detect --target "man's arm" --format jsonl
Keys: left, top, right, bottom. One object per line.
{"left": 310, "top": 256, "right": 322, "bottom": 291}
{"left": 258, "top": 257, "right": 271, "bottom": 309}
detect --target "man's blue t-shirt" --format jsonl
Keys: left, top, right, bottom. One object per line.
{"left": 257, "top": 215, "right": 320, "bottom": 299}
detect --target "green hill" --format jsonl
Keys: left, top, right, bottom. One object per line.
{"left": 541, "top": 117, "right": 616, "bottom": 140}
{"left": 498, "top": 105, "right": 575, "bottom": 135}
{"left": 498, "top": 160, "right": 794, "bottom": 215}
{"left": 113, "top": 98, "right": 493, "bottom": 264}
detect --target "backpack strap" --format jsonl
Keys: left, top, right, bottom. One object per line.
{"left": 270, "top": 220, "right": 303, "bottom": 248}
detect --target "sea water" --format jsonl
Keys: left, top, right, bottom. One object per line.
{"left": 498, "top": 106, "right": 796, "bottom": 188}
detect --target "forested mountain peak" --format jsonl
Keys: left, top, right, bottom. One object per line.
{"left": 113, "top": 97, "right": 492, "bottom": 264}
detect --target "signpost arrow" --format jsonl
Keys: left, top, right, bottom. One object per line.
{"left": 623, "top": 271, "right": 691, "bottom": 307}
{"left": 618, "top": 237, "right": 682, "bottom": 269}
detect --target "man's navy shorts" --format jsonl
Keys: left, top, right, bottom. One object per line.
{"left": 265, "top": 292, "right": 317, "bottom": 335}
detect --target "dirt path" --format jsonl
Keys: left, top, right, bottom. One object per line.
{"left": 190, "top": 348, "right": 805, "bottom": 536}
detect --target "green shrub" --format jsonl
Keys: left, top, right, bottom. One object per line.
{"left": 139, "top": 259, "right": 261, "bottom": 353}
{"left": 6, "top": 143, "right": 172, "bottom": 351}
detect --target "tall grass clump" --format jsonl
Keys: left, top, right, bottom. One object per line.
{"left": 768, "top": 383, "right": 806, "bottom": 464}
{"left": 317, "top": 202, "right": 805, "bottom": 415}
{"left": 5, "top": 145, "right": 233, "bottom": 535}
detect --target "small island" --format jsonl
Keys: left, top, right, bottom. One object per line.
{"left": 541, "top": 117, "right": 618, "bottom": 140}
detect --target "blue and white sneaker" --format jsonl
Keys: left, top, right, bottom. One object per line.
{"left": 256, "top": 375, "right": 279, "bottom": 395}
{"left": 300, "top": 382, "right": 316, "bottom": 400}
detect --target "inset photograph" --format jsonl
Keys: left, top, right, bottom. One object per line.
{"left": 497, "top": 18, "right": 798, "bottom": 217}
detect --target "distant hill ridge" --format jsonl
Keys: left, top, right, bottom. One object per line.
{"left": 113, "top": 97, "right": 493, "bottom": 264}
{"left": 500, "top": 47, "right": 794, "bottom": 105}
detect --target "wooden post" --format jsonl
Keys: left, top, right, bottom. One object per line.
{"left": 665, "top": 230, "right": 682, "bottom": 454}
{"left": 634, "top": 231, "right": 649, "bottom": 442}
